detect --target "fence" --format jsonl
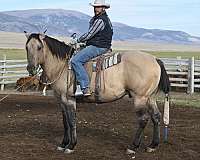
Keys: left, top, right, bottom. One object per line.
{"left": 0, "top": 55, "right": 200, "bottom": 94}
{"left": 0, "top": 55, "right": 28, "bottom": 91}
{"left": 162, "top": 57, "right": 200, "bottom": 94}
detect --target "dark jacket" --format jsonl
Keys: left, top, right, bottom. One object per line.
{"left": 79, "top": 12, "right": 113, "bottom": 49}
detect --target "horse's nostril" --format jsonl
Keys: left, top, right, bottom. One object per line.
{"left": 27, "top": 65, "right": 34, "bottom": 74}
{"left": 27, "top": 65, "right": 32, "bottom": 72}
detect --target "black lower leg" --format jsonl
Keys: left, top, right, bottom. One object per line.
{"left": 65, "top": 108, "right": 77, "bottom": 150}
{"left": 150, "top": 112, "right": 161, "bottom": 148}
{"left": 60, "top": 111, "right": 69, "bottom": 148}
{"left": 131, "top": 109, "right": 149, "bottom": 150}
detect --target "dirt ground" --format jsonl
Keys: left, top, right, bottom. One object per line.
{"left": 0, "top": 94, "right": 199, "bottom": 160}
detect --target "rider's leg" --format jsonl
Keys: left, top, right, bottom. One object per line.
{"left": 71, "top": 45, "right": 107, "bottom": 90}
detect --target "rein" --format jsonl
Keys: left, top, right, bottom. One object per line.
{"left": 39, "top": 64, "right": 66, "bottom": 86}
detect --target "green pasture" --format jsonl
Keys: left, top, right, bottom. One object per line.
{"left": 157, "top": 92, "right": 200, "bottom": 108}
{"left": 146, "top": 51, "right": 200, "bottom": 59}
{"left": 0, "top": 48, "right": 200, "bottom": 60}
{"left": 0, "top": 48, "right": 26, "bottom": 59}
{"left": 115, "top": 50, "right": 200, "bottom": 59}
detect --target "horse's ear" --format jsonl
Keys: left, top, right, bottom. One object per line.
{"left": 39, "top": 33, "right": 46, "bottom": 40}
{"left": 24, "top": 31, "right": 30, "bottom": 39}
{"left": 43, "top": 29, "right": 47, "bottom": 34}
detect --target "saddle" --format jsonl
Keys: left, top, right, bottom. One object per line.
{"left": 84, "top": 50, "right": 122, "bottom": 101}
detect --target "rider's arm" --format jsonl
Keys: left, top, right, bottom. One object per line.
{"left": 78, "top": 19, "right": 105, "bottom": 43}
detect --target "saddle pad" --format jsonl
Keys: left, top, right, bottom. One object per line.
{"left": 91, "top": 52, "right": 121, "bottom": 72}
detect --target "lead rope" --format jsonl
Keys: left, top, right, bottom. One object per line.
{"left": 40, "top": 63, "right": 66, "bottom": 86}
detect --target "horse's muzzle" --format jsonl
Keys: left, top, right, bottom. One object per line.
{"left": 27, "top": 64, "right": 38, "bottom": 76}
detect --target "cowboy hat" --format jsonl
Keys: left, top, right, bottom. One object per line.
{"left": 89, "top": 0, "right": 110, "bottom": 9}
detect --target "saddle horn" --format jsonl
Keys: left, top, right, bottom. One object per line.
{"left": 70, "top": 33, "right": 77, "bottom": 39}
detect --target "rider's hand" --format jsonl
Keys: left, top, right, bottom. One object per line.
{"left": 69, "top": 37, "right": 78, "bottom": 45}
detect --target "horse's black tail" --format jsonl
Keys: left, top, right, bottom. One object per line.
{"left": 156, "top": 59, "right": 170, "bottom": 94}
{"left": 156, "top": 59, "right": 170, "bottom": 142}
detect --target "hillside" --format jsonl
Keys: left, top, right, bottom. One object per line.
{"left": 0, "top": 9, "right": 200, "bottom": 44}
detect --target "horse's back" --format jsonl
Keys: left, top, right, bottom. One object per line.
{"left": 122, "top": 51, "right": 156, "bottom": 63}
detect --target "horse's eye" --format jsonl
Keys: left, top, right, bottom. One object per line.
{"left": 38, "top": 46, "right": 42, "bottom": 50}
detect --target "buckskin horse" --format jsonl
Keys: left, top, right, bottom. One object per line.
{"left": 24, "top": 32, "right": 170, "bottom": 155}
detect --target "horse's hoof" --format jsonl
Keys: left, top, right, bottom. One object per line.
{"left": 57, "top": 146, "right": 65, "bottom": 152}
{"left": 64, "top": 148, "right": 74, "bottom": 154}
{"left": 126, "top": 148, "right": 136, "bottom": 155}
{"left": 146, "top": 147, "right": 157, "bottom": 153}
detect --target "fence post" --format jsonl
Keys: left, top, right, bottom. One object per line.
{"left": 187, "top": 57, "right": 194, "bottom": 94}
{"left": 1, "top": 55, "right": 6, "bottom": 91}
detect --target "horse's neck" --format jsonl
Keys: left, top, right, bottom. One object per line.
{"left": 42, "top": 52, "right": 66, "bottom": 81}
{"left": 42, "top": 51, "right": 75, "bottom": 89}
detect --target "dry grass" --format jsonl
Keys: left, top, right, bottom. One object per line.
{"left": 0, "top": 31, "right": 27, "bottom": 49}
{"left": 113, "top": 41, "right": 200, "bottom": 52}
{"left": 0, "top": 31, "right": 200, "bottom": 60}
{"left": 0, "top": 31, "right": 69, "bottom": 49}
{"left": 1, "top": 31, "right": 200, "bottom": 51}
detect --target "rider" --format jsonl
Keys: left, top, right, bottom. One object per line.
{"left": 70, "top": 0, "right": 113, "bottom": 96}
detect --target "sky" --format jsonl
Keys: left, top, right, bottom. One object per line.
{"left": 0, "top": 0, "right": 199, "bottom": 36}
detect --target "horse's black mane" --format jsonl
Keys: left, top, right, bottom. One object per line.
{"left": 26, "top": 33, "right": 73, "bottom": 60}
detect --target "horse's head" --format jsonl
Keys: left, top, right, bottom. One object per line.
{"left": 25, "top": 31, "right": 46, "bottom": 76}
{"left": 25, "top": 31, "right": 74, "bottom": 76}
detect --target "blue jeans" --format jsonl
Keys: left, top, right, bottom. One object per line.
{"left": 71, "top": 45, "right": 107, "bottom": 89}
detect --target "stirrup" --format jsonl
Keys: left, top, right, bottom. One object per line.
{"left": 75, "top": 85, "right": 83, "bottom": 96}
{"left": 82, "top": 88, "right": 92, "bottom": 96}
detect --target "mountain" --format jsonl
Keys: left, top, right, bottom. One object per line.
{"left": 0, "top": 12, "right": 38, "bottom": 33}
{"left": 1, "top": 9, "right": 200, "bottom": 44}
{"left": 2, "top": 9, "right": 90, "bottom": 36}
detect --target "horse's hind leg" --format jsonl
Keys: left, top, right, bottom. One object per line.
{"left": 146, "top": 98, "right": 161, "bottom": 153}
{"left": 127, "top": 96, "right": 150, "bottom": 154}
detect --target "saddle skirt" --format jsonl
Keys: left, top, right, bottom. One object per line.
{"left": 90, "top": 51, "right": 121, "bottom": 71}
{"left": 85, "top": 51, "right": 122, "bottom": 101}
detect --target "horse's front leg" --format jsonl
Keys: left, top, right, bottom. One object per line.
{"left": 57, "top": 103, "right": 70, "bottom": 151}
{"left": 59, "top": 96, "right": 77, "bottom": 154}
